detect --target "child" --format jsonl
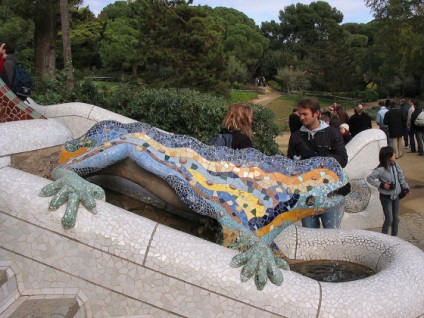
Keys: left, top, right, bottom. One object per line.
{"left": 339, "top": 123, "right": 352, "bottom": 145}
{"left": 366, "top": 146, "right": 410, "bottom": 236}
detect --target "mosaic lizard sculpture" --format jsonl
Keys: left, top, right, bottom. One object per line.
{"left": 40, "top": 120, "right": 348, "bottom": 290}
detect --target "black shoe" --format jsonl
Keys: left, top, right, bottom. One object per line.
{"left": 408, "top": 151, "right": 416, "bottom": 153}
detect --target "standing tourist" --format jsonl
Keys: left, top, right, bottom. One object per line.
{"left": 288, "top": 108, "right": 302, "bottom": 133}
{"left": 367, "top": 146, "right": 410, "bottom": 236}
{"left": 376, "top": 100, "right": 389, "bottom": 145}
{"left": 400, "top": 99, "right": 410, "bottom": 148}
{"left": 384, "top": 102, "right": 405, "bottom": 158}
{"left": 410, "top": 100, "right": 424, "bottom": 156}
{"left": 0, "top": 41, "right": 18, "bottom": 88}
{"left": 348, "top": 104, "right": 372, "bottom": 137}
{"left": 407, "top": 99, "right": 417, "bottom": 153}
{"left": 287, "top": 98, "right": 349, "bottom": 229}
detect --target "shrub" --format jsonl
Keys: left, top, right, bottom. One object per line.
{"left": 33, "top": 81, "right": 280, "bottom": 155}
{"left": 268, "top": 80, "right": 282, "bottom": 92}
{"left": 355, "top": 89, "right": 379, "bottom": 102}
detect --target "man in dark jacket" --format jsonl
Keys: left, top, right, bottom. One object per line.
{"left": 348, "top": 103, "right": 372, "bottom": 137}
{"left": 288, "top": 98, "right": 348, "bottom": 229}
{"left": 400, "top": 99, "right": 410, "bottom": 148}
{"left": 410, "top": 100, "right": 424, "bottom": 156}
{"left": 0, "top": 42, "right": 18, "bottom": 89}
{"left": 288, "top": 108, "right": 302, "bottom": 133}
{"left": 384, "top": 102, "right": 405, "bottom": 158}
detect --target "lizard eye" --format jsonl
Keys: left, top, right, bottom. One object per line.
{"left": 306, "top": 195, "right": 315, "bottom": 206}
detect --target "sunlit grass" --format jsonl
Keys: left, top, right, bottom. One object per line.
{"left": 230, "top": 90, "right": 259, "bottom": 103}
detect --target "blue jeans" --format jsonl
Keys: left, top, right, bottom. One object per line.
{"left": 415, "top": 130, "right": 423, "bottom": 155}
{"left": 404, "top": 128, "right": 409, "bottom": 147}
{"left": 380, "top": 194, "right": 400, "bottom": 236}
{"left": 301, "top": 204, "right": 344, "bottom": 229}
{"left": 409, "top": 129, "right": 416, "bottom": 152}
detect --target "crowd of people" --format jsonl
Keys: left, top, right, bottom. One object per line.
{"left": 253, "top": 97, "right": 418, "bottom": 235}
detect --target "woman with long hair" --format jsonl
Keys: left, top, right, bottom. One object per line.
{"left": 220, "top": 103, "right": 253, "bottom": 149}
{"left": 366, "top": 146, "right": 410, "bottom": 236}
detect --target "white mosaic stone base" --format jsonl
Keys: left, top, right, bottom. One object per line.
{"left": 1, "top": 167, "right": 424, "bottom": 317}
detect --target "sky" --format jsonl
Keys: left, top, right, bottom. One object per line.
{"left": 83, "top": 0, "right": 374, "bottom": 25}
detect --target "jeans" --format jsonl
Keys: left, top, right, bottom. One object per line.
{"left": 380, "top": 194, "right": 400, "bottom": 236}
{"left": 301, "top": 204, "right": 344, "bottom": 229}
{"left": 409, "top": 129, "right": 416, "bottom": 152}
{"left": 381, "top": 128, "right": 390, "bottom": 146}
{"left": 415, "top": 130, "right": 423, "bottom": 155}
{"left": 404, "top": 129, "right": 409, "bottom": 147}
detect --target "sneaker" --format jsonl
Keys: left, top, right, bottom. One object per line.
{"left": 404, "top": 146, "right": 409, "bottom": 149}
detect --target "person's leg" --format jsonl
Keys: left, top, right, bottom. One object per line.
{"left": 397, "top": 136, "right": 403, "bottom": 156}
{"left": 384, "top": 129, "right": 390, "bottom": 146}
{"left": 320, "top": 204, "right": 344, "bottom": 229}
{"left": 409, "top": 129, "right": 416, "bottom": 152}
{"left": 301, "top": 216, "right": 321, "bottom": 228}
{"left": 416, "top": 131, "right": 423, "bottom": 155}
{"left": 391, "top": 198, "right": 400, "bottom": 236}
{"left": 404, "top": 128, "right": 409, "bottom": 147}
{"left": 380, "top": 194, "right": 392, "bottom": 234}
{"left": 391, "top": 137, "right": 399, "bottom": 158}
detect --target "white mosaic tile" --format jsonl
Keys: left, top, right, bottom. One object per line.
{"left": 342, "top": 128, "right": 386, "bottom": 230}
{"left": 146, "top": 224, "right": 321, "bottom": 317}
{"left": 0, "top": 119, "right": 72, "bottom": 156}
{"left": 89, "top": 106, "right": 136, "bottom": 124}
{"left": 41, "top": 102, "right": 94, "bottom": 119}
{"left": 0, "top": 156, "right": 10, "bottom": 169}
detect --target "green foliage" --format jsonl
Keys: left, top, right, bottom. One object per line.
{"left": 275, "top": 66, "right": 310, "bottom": 93}
{"left": 354, "top": 89, "right": 379, "bottom": 102}
{"left": 250, "top": 104, "right": 281, "bottom": 155}
{"left": 267, "top": 80, "right": 282, "bottom": 92}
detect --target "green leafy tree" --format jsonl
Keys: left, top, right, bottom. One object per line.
{"left": 275, "top": 66, "right": 310, "bottom": 93}
{"left": 226, "top": 56, "right": 249, "bottom": 88}
{"left": 366, "top": 0, "right": 424, "bottom": 96}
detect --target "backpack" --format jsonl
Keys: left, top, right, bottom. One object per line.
{"left": 207, "top": 133, "right": 233, "bottom": 148}
{"left": 11, "top": 62, "right": 32, "bottom": 101}
{"left": 414, "top": 110, "right": 424, "bottom": 127}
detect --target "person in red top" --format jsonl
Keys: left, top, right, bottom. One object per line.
{"left": 0, "top": 42, "right": 4, "bottom": 74}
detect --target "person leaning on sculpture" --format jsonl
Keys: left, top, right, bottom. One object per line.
{"left": 287, "top": 98, "right": 349, "bottom": 229}
{"left": 220, "top": 103, "right": 253, "bottom": 150}
{"left": 384, "top": 101, "right": 405, "bottom": 159}
{"left": 288, "top": 108, "right": 302, "bottom": 133}
{"left": 348, "top": 103, "right": 372, "bottom": 137}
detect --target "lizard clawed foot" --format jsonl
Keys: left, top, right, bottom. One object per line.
{"left": 39, "top": 168, "right": 105, "bottom": 228}
{"left": 230, "top": 240, "right": 289, "bottom": 290}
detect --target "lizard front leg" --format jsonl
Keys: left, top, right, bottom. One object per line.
{"left": 39, "top": 168, "right": 105, "bottom": 228}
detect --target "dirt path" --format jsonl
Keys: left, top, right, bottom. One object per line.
{"left": 254, "top": 90, "right": 424, "bottom": 251}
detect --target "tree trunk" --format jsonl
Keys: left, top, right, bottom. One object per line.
{"left": 60, "top": 0, "right": 74, "bottom": 92}
{"left": 34, "top": 2, "right": 57, "bottom": 79}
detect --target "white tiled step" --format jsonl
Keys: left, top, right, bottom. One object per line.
{"left": 0, "top": 268, "right": 19, "bottom": 315}
{"left": 0, "top": 295, "right": 83, "bottom": 318}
